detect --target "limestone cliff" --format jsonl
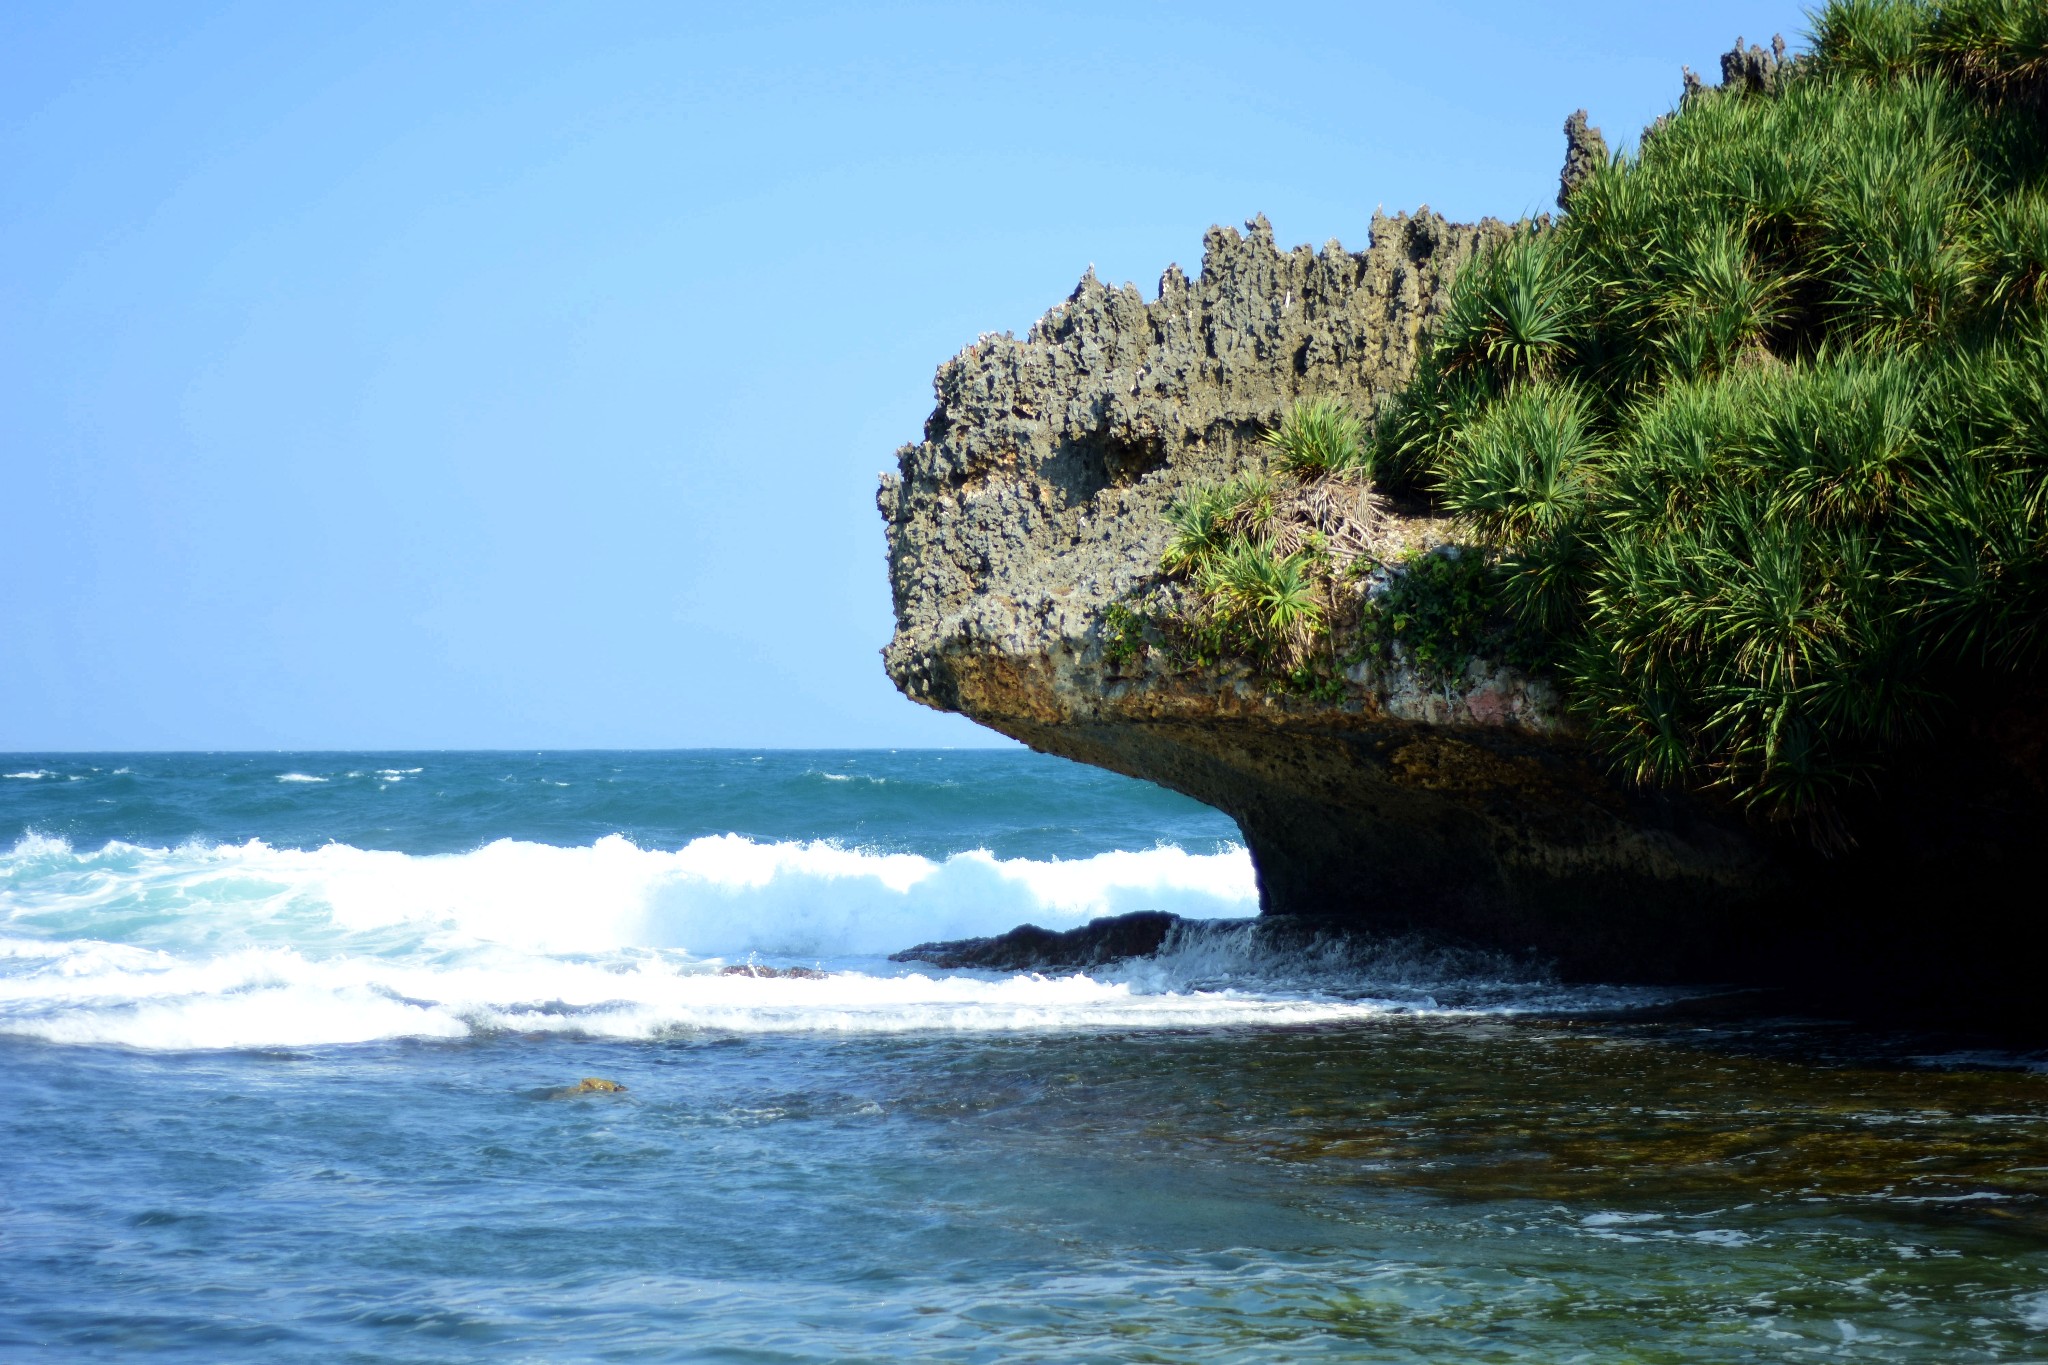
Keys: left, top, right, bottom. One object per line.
{"left": 879, "top": 212, "right": 1790, "bottom": 981}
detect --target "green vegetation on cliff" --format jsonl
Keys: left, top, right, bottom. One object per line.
{"left": 1119, "top": 0, "right": 2047, "bottom": 841}
{"left": 1361, "top": 0, "right": 2048, "bottom": 843}
{"left": 1141, "top": 418, "right": 1381, "bottom": 690}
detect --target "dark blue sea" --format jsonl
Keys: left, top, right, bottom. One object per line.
{"left": 3, "top": 751, "right": 2046, "bottom": 1361}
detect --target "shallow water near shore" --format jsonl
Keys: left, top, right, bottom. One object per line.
{"left": 4, "top": 752, "right": 2046, "bottom": 1361}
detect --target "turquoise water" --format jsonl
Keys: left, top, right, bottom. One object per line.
{"left": 3, "top": 751, "right": 2046, "bottom": 1361}
{"left": 0, "top": 750, "right": 1235, "bottom": 860}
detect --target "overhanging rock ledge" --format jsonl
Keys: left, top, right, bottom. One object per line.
{"left": 879, "top": 212, "right": 1797, "bottom": 983}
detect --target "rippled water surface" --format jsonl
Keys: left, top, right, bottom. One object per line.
{"left": 9, "top": 1020, "right": 2048, "bottom": 1362}
{"left": 3, "top": 753, "right": 2045, "bottom": 1361}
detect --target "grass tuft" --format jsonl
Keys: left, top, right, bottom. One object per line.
{"left": 1260, "top": 397, "right": 1367, "bottom": 478}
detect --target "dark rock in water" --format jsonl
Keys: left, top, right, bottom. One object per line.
{"left": 720, "top": 964, "right": 827, "bottom": 979}
{"left": 891, "top": 910, "right": 1183, "bottom": 971}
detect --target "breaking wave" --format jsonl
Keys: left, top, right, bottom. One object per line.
{"left": 0, "top": 831, "right": 1257, "bottom": 958}
{"left": 0, "top": 832, "right": 1669, "bottom": 1049}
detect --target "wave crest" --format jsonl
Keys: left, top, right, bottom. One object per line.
{"left": 0, "top": 831, "right": 1256, "bottom": 959}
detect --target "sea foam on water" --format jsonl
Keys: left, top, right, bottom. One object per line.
{"left": 0, "top": 830, "right": 1257, "bottom": 956}
{"left": 0, "top": 831, "right": 1310, "bottom": 1049}
{"left": 0, "top": 830, "right": 1681, "bottom": 1049}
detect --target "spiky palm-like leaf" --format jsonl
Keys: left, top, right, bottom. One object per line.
{"left": 1193, "top": 537, "right": 1325, "bottom": 665}
{"left": 1222, "top": 472, "right": 1278, "bottom": 545}
{"left": 1810, "top": 0, "right": 1932, "bottom": 85}
{"left": 1979, "top": 187, "right": 2048, "bottom": 318}
{"left": 1435, "top": 228, "right": 1586, "bottom": 385}
{"left": 1756, "top": 353, "right": 1924, "bottom": 523}
{"left": 1260, "top": 397, "right": 1366, "bottom": 478}
{"left": 1928, "top": 0, "right": 2048, "bottom": 104}
{"left": 1160, "top": 482, "right": 1236, "bottom": 576}
{"left": 1648, "top": 226, "right": 1795, "bottom": 379}
{"left": 1439, "top": 382, "right": 1605, "bottom": 543}
{"left": 1896, "top": 452, "right": 2048, "bottom": 669}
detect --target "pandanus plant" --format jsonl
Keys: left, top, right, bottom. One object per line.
{"left": 1370, "top": 0, "right": 2048, "bottom": 844}
{"left": 1151, "top": 397, "right": 1382, "bottom": 672}
{"left": 1259, "top": 397, "right": 1367, "bottom": 478}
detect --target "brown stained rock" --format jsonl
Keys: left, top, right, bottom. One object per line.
{"left": 1389, "top": 736, "right": 1550, "bottom": 795}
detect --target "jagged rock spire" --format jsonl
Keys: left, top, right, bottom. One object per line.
{"left": 1721, "top": 33, "right": 1791, "bottom": 94}
{"left": 1558, "top": 109, "right": 1608, "bottom": 210}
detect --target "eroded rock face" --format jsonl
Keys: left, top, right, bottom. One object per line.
{"left": 879, "top": 212, "right": 1784, "bottom": 981}
{"left": 881, "top": 211, "right": 1509, "bottom": 723}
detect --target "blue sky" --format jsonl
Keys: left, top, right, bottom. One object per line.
{"left": 2, "top": 1, "right": 1811, "bottom": 749}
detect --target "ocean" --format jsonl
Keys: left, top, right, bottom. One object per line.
{"left": 3, "top": 750, "right": 2046, "bottom": 1361}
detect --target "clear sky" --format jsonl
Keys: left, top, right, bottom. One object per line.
{"left": 2, "top": 0, "right": 1812, "bottom": 749}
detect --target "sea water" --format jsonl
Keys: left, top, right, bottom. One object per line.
{"left": 2, "top": 751, "right": 2045, "bottom": 1361}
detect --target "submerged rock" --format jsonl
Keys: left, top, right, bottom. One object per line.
{"left": 532, "top": 1077, "right": 629, "bottom": 1100}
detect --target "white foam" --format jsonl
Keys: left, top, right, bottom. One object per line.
{"left": 0, "top": 934, "right": 1419, "bottom": 1049}
{"left": 0, "top": 832, "right": 1285, "bottom": 1048}
{"left": 0, "top": 832, "right": 1660, "bottom": 1052}
{"left": 4, "top": 771, "right": 52, "bottom": 780}
{"left": 4, "top": 831, "right": 75, "bottom": 858}
{"left": 1690, "top": 1229, "right": 1753, "bottom": 1247}
{"left": 277, "top": 773, "right": 328, "bottom": 783}
{"left": 1, "top": 832, "right": 1257, "bottom": 959}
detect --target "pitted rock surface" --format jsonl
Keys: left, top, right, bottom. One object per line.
{"left": 1721, "top": 34, "right": 1793, "bottom": 95}
{"left": 1558, "top": 110, "right": 1609, "bottom": 209}
{"left": 881, "top": 210, "right": 1517, "bottom": 728}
